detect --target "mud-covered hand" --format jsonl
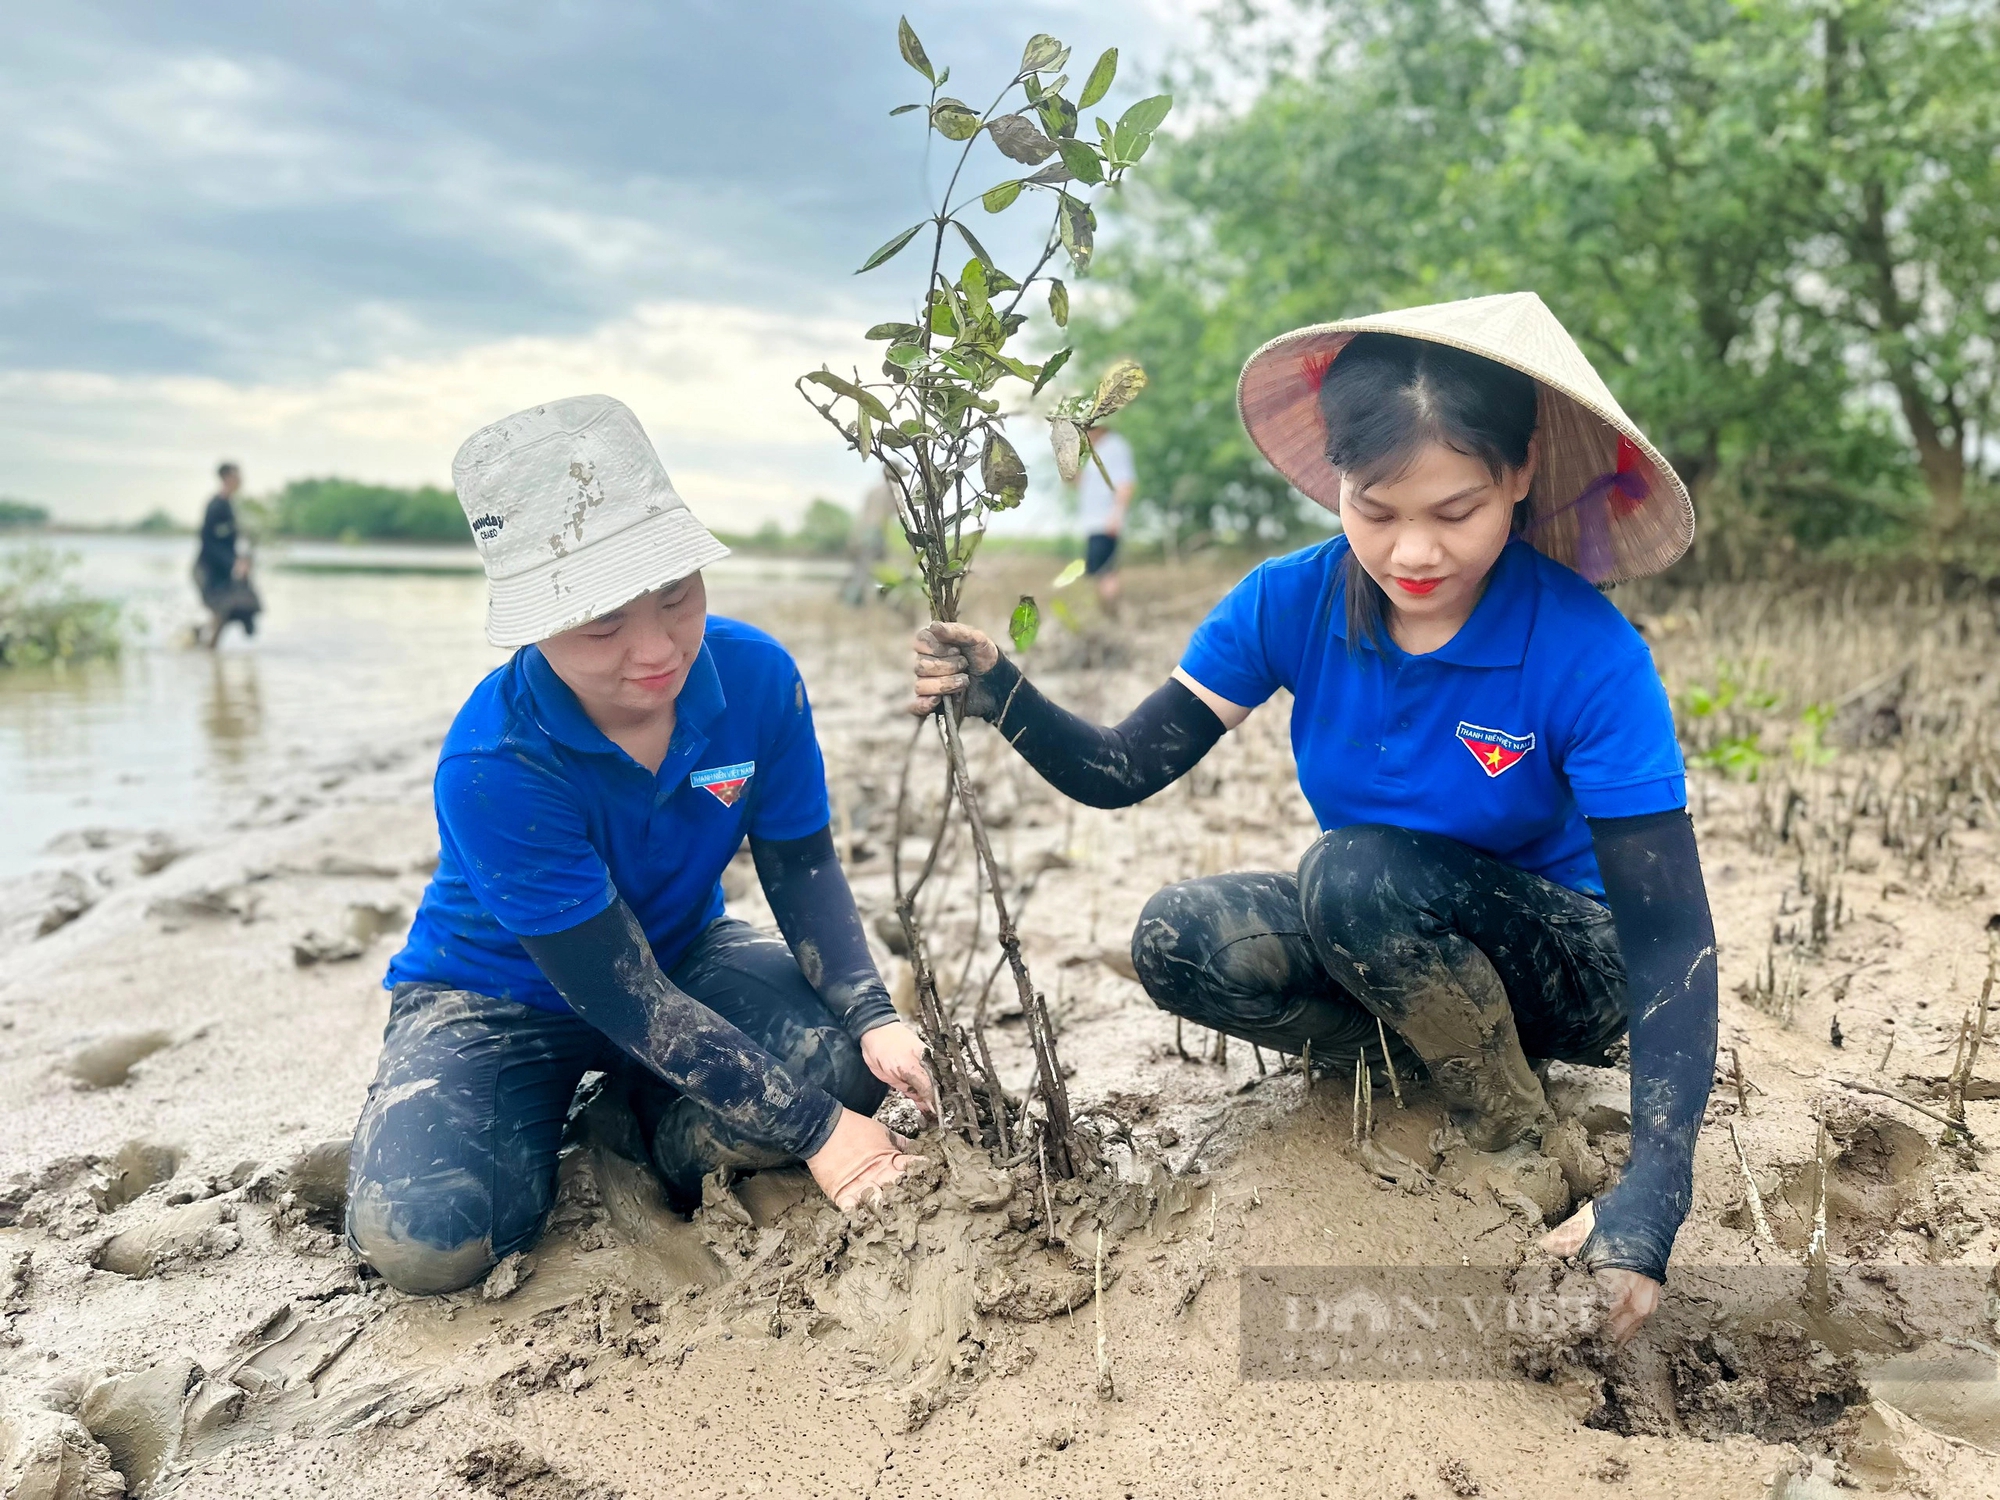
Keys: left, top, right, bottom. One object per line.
{"left": 806, "top": 1106, "right": 925, "bottom": 1210}
{"left": 910, "top": 622, "right": 1005, "bottom": 718}
{"left": 1540, "top": 1201, "right": 1662, "bottom": 1342}
{"left": 860, "top": 1019, "right": 938, "bottom": 1119}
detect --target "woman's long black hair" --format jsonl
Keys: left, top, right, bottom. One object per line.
{"left": 1318, "top": 333, "right": 1539, "bottom": 652}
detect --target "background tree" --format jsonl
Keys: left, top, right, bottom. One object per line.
{"left": 1073, "top": 0, "right": 1997, "bottom": 566}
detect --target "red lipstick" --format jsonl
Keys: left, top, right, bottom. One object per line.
{"left": 1393, "top": 577, "right": 1442, "bottom": 596}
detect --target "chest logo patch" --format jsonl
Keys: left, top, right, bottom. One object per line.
{"left": 1455, "top": 722, "right": 1535, "bottom": 778}
{"left": 690, "top": 759, "right": 755, "bottom": 806}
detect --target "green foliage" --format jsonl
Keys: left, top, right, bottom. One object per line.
{"left": 0, "top": 499, "right": 49, "bottom": 529}
{"left": 1074, "top": 0, "right": 2000, "bottom": 559}
{"left": 129, "top": 508, "right": 182, "bottom": 535}
{"left": 1008, "top": 594, "right": 1042, "bottom": 652}
{"left": 269, "top": 478, "right": 469, "bottom": 543}
{"left": 0, "top": 546, "right": 123, "bottom": 667}
{"left": 796, "top": 499, "right": 854, "bottom": 555}
{"left": 800, "top": 17, "right": 1170, "bottom": 628}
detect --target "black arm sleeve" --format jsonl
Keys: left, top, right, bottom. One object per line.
{"left": 1581, "top": 808, "right": 1719, "bottom": 1285}
{"left": 518, "top": 899, "right": 843, "bottom": 1159}
{"left": 964, "top": 653, "right": 1226, "bottom": 810}
{"left": 749, "top": 824, "right": 899, "bottom": 1039}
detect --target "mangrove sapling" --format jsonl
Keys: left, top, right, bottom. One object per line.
{"left": 797, "top": 18, "right": 1171, "bottom": 1177}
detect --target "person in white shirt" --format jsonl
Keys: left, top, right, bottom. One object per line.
{"left": 1071, "top": 424, "right": 1137, "bottom": 610}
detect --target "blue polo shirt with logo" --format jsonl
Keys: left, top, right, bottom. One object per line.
{"left": 385, "top": 617, "right": 831, "bottom": 1012}
{"left": 1179, "top": 536, "right": 1683, "bottom": 897}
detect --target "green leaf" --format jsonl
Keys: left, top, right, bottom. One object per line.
{"left": 890, "top": 103, "right": 925, "bottom": 117}
{"left": 986, "top": 267, "right": 1021, "bottom": 293}
{"left": 1037, "top": 94, "right": 1079, "bottom": 140}
{"left": 1078, "top": 48, "right": 1118, "bottom": 108}
{"left": 1048, "top": 279, "right": 1070, "bottom": 328}
{"left": 856, "top": 222, "right": 926, "bottom": 274}
{"left": 865, "top": 321, "right": 921, "bottom": 341}
{"left": 960, "top": 257, "right": 990, "bottom": 320}
{"left": 885, "top": 342, "right": 925, "bottom": 370}
{"left": 981, "top": 179, "right": 1023, "bottom": 213}
{"left": 1020, "top": 34, "right": 1064, "bottom": 73}
{"left": 953, "top": 219, "right": 997, "bottom": 270}
{"left": 897, "top": 17, "right": 935, "bottom": 83}
{"left": 1056, "top": 138, "right": 1104, "bottom": 185}
{"left": 1008, "top": 595, "right": 1041, "bottom": 653}
{"left": 987, "top": 113, "right": 1057, "bottom": 165}
{"left": 1056, "top": 195, "right": 1094, "bottom": 270}
{"left": 1051, "top": 558, "right": 1088, "bottom": 589}
{"left": 804, "top": 368, "right": 892, "bottom": 422}
{"left": 981, "top": 431, "right": 1028, "bottom": 508}
{"left": 930, "top": 98, "right": 982, "bottom": 141}
{"left": 992, "top": 352, "right": 1039, "bottom": 383}
{"left": 1090, "top": 357, "right": 1148, "bottom": 421}
{"left": 1116, "top": 93, "right": 1172, "bottom": 136}
{"left": 1031, "top": 345, "right": 1072, "bottom": 395}
{"left": 1026, "top": 161, "right": 1072, "bottom": 185}
{"left": 854, "top": 406, "right": 872, "bottom": 456}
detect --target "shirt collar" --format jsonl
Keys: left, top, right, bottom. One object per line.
{"left": 521, "top": 638, "right": 728, "bottom": 754}
{"left": 1325, "top": 537, "right": 1538, "bottom": 668}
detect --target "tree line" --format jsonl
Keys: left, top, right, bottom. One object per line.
{"left": 1071, "top": 0, "right": 1999, "bottom": 572}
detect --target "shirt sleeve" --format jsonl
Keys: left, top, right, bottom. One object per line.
{"left": 435, "top": 751, "right": 617, "bottom": 938}
{"left": 1557, "top": 644, "right": 1687, "bottom": 818}
{"left": 749, "top": 661, "right": 833, "bottom": 841}
{"left": 1177, "top": 559, "right": 1299, "bottom": 711}
{"left": 1103, "top": 434, "right": 1138, "bottom": 487}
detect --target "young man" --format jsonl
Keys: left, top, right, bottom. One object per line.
{"left": 348, "top": 395, "right": 933, "bottom": 1295}
{"left": 1071, "top": 423, "right": 1137, "bottom": 611}
{"left": 195, "top": 462, "right": 259, "bottom": 647}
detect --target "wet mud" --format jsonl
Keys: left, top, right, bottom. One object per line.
{"left": 1, "top": 562, "right": 1997, "bottom": 1496}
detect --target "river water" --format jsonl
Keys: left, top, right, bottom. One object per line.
{"left": 0, "top": 534, "right": 840, "bottom": 878}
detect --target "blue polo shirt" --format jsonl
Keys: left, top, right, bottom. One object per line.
{"left": 1180, "top": 537, "right": 1683, "bottom": 896}
{"left": 385, "top": 617, "right": 831, "bottom": 1012}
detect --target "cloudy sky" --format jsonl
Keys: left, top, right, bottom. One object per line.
{"left": 1, "top": 1, "right": 1201, "bottom": 528}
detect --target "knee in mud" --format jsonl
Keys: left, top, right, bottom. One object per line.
{"left": 1299, "top": 823, "right": 1431, "bottom": 950}
{"left": 344, "top": 1178, "right": 498, "bottom": 1296}
{"left": 787, "top": 1023, "right": 885, "bottom": 1117}
{"left": 1130, "top": 882, "right": 1208, "bottom": 1008}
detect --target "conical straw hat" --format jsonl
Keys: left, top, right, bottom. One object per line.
{"left": 1237, "top": 292, "right": 1694, "bottom": 583}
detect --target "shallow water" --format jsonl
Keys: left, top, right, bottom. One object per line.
{"left": 0, "top": 534, "right": 839, "bottom": 878}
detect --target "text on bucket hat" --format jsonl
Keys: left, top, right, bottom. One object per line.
{"left": 452, "top": 395, "right": 731, "bottom": 649}
{"left": 1237, "top": 292, "right": 1695, "bottom": 584}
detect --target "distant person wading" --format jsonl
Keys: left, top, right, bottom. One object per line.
{"left": 348, "top": 396, "right": 936, "bottom": 1295}
{"left": 1071, "top": 420, "right": 1137, "bottom": 612}
{"left": 195, "top": 462, "right": 260, "bottom": 647}
{"left": 912, "top": 294, "right": 1718, "bottom": 1342}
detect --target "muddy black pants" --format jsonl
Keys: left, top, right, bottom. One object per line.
{"left": 345, "top": 917, "right": 884, "bottom": 1295}
{"left": 1131, "top": 824, "right": 1629, "bottom": 1082}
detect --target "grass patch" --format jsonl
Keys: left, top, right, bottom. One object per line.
{"left": 0, "top": 546, "right": 124, "bottom": 667}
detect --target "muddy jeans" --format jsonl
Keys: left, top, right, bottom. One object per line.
{"left": 1131, "top": 825, "right": 1628, "bottom": 1127}
{"left": 345, "top": 917, "right": 885, "bottom": 1295}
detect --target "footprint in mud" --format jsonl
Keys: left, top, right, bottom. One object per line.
{"left": 1740, "top": 1112, "right": 1936, "bottom": 1255}
{"left": 63, "top": 1030, "right": 174, "bottom": 1089}
{"left": 89, "top": 1141, "right": 183, "bottom": 1212}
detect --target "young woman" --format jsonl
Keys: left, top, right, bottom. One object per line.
{"left": 912, "top": 295, "right": 1717, "bottom": 1339}
{"left": 348, "top": 394, "right": 933, "bottom": 1295}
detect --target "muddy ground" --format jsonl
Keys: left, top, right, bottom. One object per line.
{"left": 2, "top": 556, "right": 1998, "bottom": 1499}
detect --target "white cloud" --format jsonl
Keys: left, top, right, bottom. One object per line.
{"left": 0, "top": 300, "right": 895, "bottom": 526}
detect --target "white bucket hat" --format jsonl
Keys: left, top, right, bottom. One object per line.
{"left": 452, "top": 395, "right": 731, "bottom": 648}
{"left": 1238, "top": 292, "right": 1695, "bottom": 584}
